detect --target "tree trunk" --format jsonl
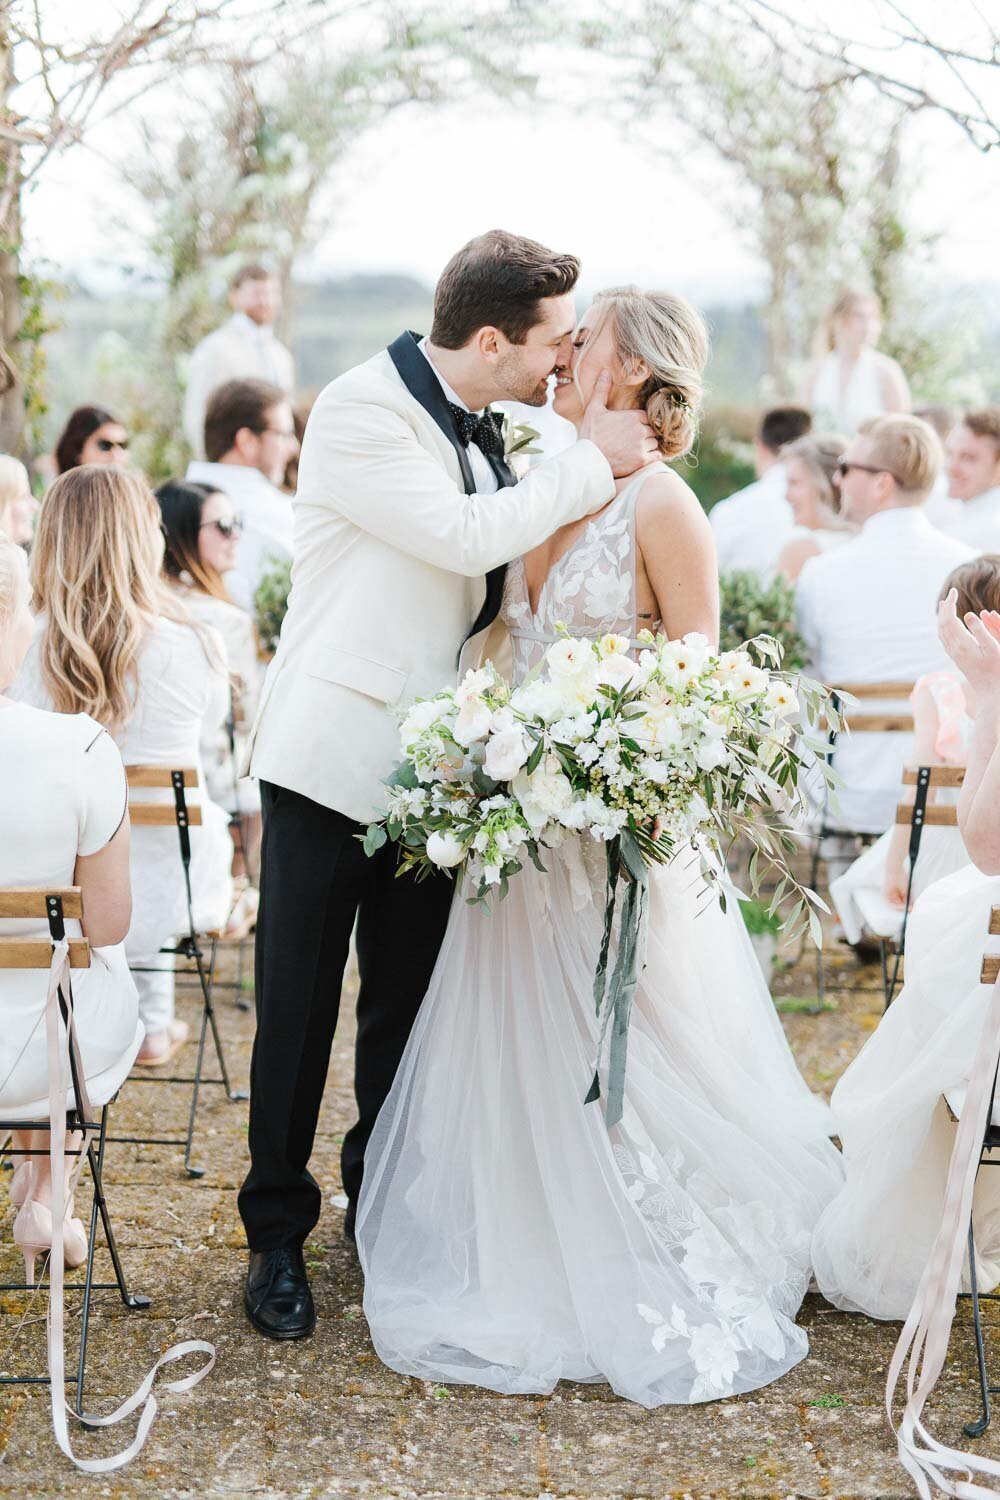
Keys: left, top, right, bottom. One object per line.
{"left": 0, "top": 19, "right": 25, "bottom": 456}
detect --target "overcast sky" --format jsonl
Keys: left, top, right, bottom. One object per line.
{"left": 18, "top": 1, "right": 1000, "bottom": 297}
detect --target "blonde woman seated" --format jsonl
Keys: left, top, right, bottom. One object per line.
{"left": 155, "top": 477, "right": 263, "bottom": 915}
{"left": 830, "top": 557, "right": 999, "bottom": 945}
{"left": 0, "top": 534, "right": 141, "bottom": 1274}
{"left": 11, "top": 467, "right": 233, "bottom": 1067}
{"left": 0, "top": 455, "right": 39, "bottom": 546}
{"left": 771, "top": 434, "right": 852, "bottom": 583}
{"left": 798, "top": 290, "right": 910, "bottom": 435}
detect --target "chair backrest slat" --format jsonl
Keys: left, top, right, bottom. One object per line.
{"left": 902, "top": 766, "right": 966, "bottom": 788}
{"left": 836, "top": 681, "right": 916, "bottom": 700}
{"left": 990, "top": 905, "right": 1000, "bottom": 937}
{"left": 0, "top": 937, "right": 90, "bottom": 969}
{"left": 0, "top": 887, "right": 83, "bottom": 919}
{"left": 895, "top": 803, "right": 959, "bottom": 828}
{"left": 129, "top": 803, "right": 203, "bottom": 827}
{"left": 125, "top": 765, "right": 198, "bottom": 788}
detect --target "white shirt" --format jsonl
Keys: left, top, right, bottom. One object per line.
{"left": 185, "top": 459, "right": 294, "bottom": 611}
{"left": 935, "top": 486, "right": 1000, "bottom": 555}
{"left": 796, "top": 507, "right": 974, "bottom": 832}
{"left": 709, "top": 464, "right": 793, "bottom": 579}
{"left": 183, "top": 312, "right": 295, "bottom": 457}
{"left": 419, "top": 340, "right": 498, "bottom": 495}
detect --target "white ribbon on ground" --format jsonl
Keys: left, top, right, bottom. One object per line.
{"left": 40, "top": 937, "right": 215, "bottom": 1473}
{"left": 886, "top": 972, "right": 1000, "bottom": 1498}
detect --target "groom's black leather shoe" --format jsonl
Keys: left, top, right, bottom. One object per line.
{"left": 244, "top": 1247, "right": 316, "bottom": 1341}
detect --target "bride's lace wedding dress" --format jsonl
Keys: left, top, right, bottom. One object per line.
{"left": 357, "top": 473, "right": 844, "bottom": 1407}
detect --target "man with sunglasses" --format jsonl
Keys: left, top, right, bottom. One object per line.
{"left": 796, "top": 413, "right": 973, "bottom": 837}
{"left": 186, "top": 377, "right": 300, "bottom": 612}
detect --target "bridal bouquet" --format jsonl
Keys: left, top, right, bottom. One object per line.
{"left": 364, "top": 630, "right": 838, "bottom": 1125}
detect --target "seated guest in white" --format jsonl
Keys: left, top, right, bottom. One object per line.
{"left": 772, "top": 433, "right": 852, "bottom": 583}
{"left": 830, "top": 556, "right": 1000, "bottom": 944}
{"left": 914, "top": 403, "right": 958, "bottom": 529}
{"left": 156, "top": 477, "right": 263, "bottom": 913}
{"left": 10, "top": 467, "right": 233, "bottom": 1067}
{"left": 186, "top": 379, "right": 299, "bottom": 611}
{"left": 939, "top": 406, "right": 1000, "bottom": 552}
{"left": 796, "top": 414, "right": 973, "bottom": 834}
{"left": 0, "top": 456, "right": 39, "bottom": 547}
{"left": 183, "top": 263, "right": 295, "bottom": 458}
{"left": 0, "top": 531, "right": 141, "bottom": 1274}
{"left": 798, "top": 288, "right": 910, "bottom": 433}
{"left": 709, "top": 405, "right": 812, "bottom": 577}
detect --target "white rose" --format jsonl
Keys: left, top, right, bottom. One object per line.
{"left": 695, "top": 738, "right": 730, "bottom": 772}
{"left": 512, "top": 755, "right": 575, "bottom": 832}
{"left": 490, "top": 706, "right": 516, "bottom": 734}
{"left": 511, "top": 678, "right": 570, "bottom": 724}
{"left": 453, "top": 698, "right": 493, "bottom": 746}
{"left": 484, "top": 726, "right": 531, "bottom": 780}
{"left": 597, "top": 653, "right": 640, "bottom": 691}
{"left": 455, "top": 667, "right": 493, "bottom": 706}
{"left": 400, "top": 698, "right": 441, "bottom": 745}
{"left": 557, "top": 798, "right": 590, "bottom": 829}
{"left": 545, "top": 637, "right": 595, "bottom": 678}
{"left": 426, "top": 830, "right": 466, "bottom": 868}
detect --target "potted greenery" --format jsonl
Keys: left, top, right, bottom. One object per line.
{"left": 740, "top": 898, "right": 782, "bottom": 984}
{"left": 254, "top": 557, "right": 292, "bottom": 658}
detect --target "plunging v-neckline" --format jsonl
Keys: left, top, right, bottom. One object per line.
{"left": 524, "top": 470, "right": 650, "bottom": 619}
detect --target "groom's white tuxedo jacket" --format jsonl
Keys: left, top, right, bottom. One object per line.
{"left": 245, "top": 333, "right": 615, "bottom": 822}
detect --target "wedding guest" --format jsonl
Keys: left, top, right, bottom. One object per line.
{"left": 183, "top": 264, "right": 295, "bottom": 458}
{"left": 938, "top": 406, "right": 1000, "bottom": 553}
{"left": 798, "top": 289, "right": 910, "bottom": 434}
{"left": 772, "top": 433, "right": 852, "bottom": 582}
{"left": 0, "top": 455, "right": 39, "bottom": 545}
{"left": 796, "top": 414, "right": 972, "bottom": 834}
{"left": 156, "top": 476, "right": 263, "bottom": 905}
{"left": 185, "top": 379, "right": 298, "bottom": 611}
{"left": 916, "top": 404, "right": 960, "bottom": 530}
{"left": 10, "top": 466, "right": 232, "bottom": 1067}
{"left": 53, "top": 405, "right": 130, "bottom": 475}
{"left": 0, "top": 530, "right": 141, "bottom": 1274}
{"left": 709, "top": 405, "right": 812, "bottom": 577}
{"left": 830, "top": 556, "right": 1000, "bottom": 944}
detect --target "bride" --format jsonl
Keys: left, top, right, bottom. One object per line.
{"left": 356, "top": 286, "right": 843, "bottom": 1408}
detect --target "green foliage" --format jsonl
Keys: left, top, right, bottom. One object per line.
{"left": 675, "top": 421, "right": 755, "bottom": 514}
{"left": 254, "top": 557, "right": 292, "bottom": 655}
{"left": 719, "top": 571, "right": 806, "bottom": 671}
{"left": 739, "top": 898, "right": 781, "bottom": 938}
{"left": 810, "top": 1392, "right": 848, "bottom": 1408}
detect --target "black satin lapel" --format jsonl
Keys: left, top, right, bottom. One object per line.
{"left": 386, "top": 330, "right": 476, "bottom": 495}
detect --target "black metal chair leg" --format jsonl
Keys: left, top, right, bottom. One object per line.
{"left": 87, "top": 1114, "right": 151, "bottom": 1313}
{"left": 880, "top": 940, "right": 891, "bottom": 1011}
{"left": 964, "top": 1216, "right": 992, "bottom": 1439}
{"left": 183, "top": 991, "right": 211, "bottom": 1179}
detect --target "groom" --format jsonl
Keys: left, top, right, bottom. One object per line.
{"left": 238, "top": 228, "right": 656, "bottom": 1339}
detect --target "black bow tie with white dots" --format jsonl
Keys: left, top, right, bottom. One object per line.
{"left": 447, "top": 402, "right": 504, "bottom": 458}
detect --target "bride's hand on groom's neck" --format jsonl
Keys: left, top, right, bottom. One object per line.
{"left": 580, "top": 369, "right": 659, "bottom": 479}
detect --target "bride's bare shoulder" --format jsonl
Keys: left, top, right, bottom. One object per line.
{"left": 634, "top": 467, "right": 712, "bottom": 544}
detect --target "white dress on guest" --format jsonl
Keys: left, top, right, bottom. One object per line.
{"left": 178, "top": 585, "right": 261, "bottom": 815}
{"left": 806, "top": 348, "right": 886, "bottom": 434}
{"left": 0, "top": 704, "right": 142, "bottom": 1115}
{"left": 12, "top": 617, "right": 233, "bottom": 1032}
{"left": 359, "top": 474, "right": 843, "bottom": 1408}
{"left": 830, "top": 672, "right": 973, "bottom": 943}
{"left": 813, "top": 863, "right": 1000, "bottom": 1318}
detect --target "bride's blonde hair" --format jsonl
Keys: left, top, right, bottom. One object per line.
{"left": 31, "top": 465, "right": 213, "bottom": 730}
{"left": 582, "top": 286, "right": 709, "bottom": 459}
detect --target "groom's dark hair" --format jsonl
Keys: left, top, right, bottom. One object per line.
{"left": 430, "top": 230, "right": 580, "bottom": 349}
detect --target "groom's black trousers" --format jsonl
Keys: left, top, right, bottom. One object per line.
{"left": 237, "top": 780, "right": 455, "bottom": 1251}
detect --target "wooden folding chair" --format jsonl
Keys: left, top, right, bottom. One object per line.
{"left": 118, "top": 766, "right": 247, "bottom": 1178}
{"left": 810, "top": 681, "right": 916, "bottom": 1001}
{"left": 0, "top": 887, "right": 149, "bottom": 1417}
{"left": 855, "top": 765, "right": 964, "bottom": 1008}
{"left": 944, "top": 904, "right": 1000, "bottom": 1439}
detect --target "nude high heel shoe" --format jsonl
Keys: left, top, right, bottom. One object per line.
{"left": 13, "top": 1198, "right": 88, "bottom": 1285}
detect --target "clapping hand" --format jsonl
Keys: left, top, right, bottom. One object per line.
{"left": 937, "top": 588, "right": 1000, "bottom": 702}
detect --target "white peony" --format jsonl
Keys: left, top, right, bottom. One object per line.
{"left": 453, "top": 698, "right": 493, "bottom": 746}
{"left": 511, "top": 678, "right": 572, "bottom": 724}
{"left": 484, "top": 726, "right": 531, "bottom": 780}
{"left": 400, "top": 698, "right": 442, "bottom": 746}
{"left": 512, "top": 755, "right": 575, "bottom": 833}
{"left": 426, "top": 830, "right": 466, "bottom": 868}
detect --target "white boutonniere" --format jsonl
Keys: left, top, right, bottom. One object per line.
{"left": 501, "top": 413, "right": 542, "bottom": 464}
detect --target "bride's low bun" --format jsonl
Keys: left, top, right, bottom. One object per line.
{"left": 593, "top": 286, "right": 708, "bottom": 461}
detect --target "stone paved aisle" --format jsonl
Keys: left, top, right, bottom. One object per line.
{"left": 1, "top": 937, "right": 998, "bottom": 1499}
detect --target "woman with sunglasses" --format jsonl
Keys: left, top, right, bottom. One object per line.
{"left": 54, "top": 406, "right": 130, "bottom": 475}
{"left": 156, "top": 479, "right": 262, "bottom": 932}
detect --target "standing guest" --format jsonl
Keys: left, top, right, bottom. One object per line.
{"left": 709, "top": 405, "right": 812, "bottom": 578}
{"left": 796, "top": 414, "right": 972, "bottom": 835}
{"left": 772, "top": 433, "right": 852, "bottom": 583}
{"left": 799, "top": 289, "right": 910, "bottom": 434}
{"left": 156, "top": 476, "right": 263, "bottom": 908}
{"left": 183, "top": 264, "right": 295, "bottom": 458}
{"left": 0, "top": 455, "right": 39, "bottom": 545}
{"left": 938, "top": 406, "right": 1000, "bottom": 552}
{"left": 185, "top": 379, "right": 298, "bottom": 611}
{"left": 10, "top": 467, "right": 233, "bottom": 1067}
{"left": 53, "top": 406, "right": 130, "bottom": 475}
{"left": 0, "top": 531, "right": 141, "bottom": 1273}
